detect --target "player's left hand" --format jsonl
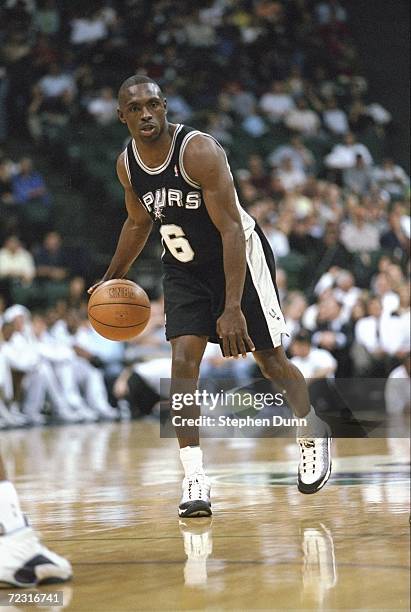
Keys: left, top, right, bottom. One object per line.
{"left": 217, "top": 307, "right": 255, "bottom": 358}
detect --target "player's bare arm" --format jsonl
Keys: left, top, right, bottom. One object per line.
{"left": 184, "top": 136, "right": 255, "bottom": 358}
{"left": 88, "top": 152, "right": 153, "bottom": 293}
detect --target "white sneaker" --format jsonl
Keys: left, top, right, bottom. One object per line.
{"left": 0, "top": 526, "right": 72, "bottom": 588}
{"left": 297, "top": 432, "right": 332, "bottom": 494}
{"left": 179, "top": 472, "right": 212, "bottom": 518}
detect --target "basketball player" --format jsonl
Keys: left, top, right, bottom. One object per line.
{"left": 89, "top": 75, "right": 332, "bottom": 517}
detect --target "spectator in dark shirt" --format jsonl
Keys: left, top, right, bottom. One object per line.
{"left": 12, "top": 157, "right": 50, "bottom": 206}
{"left": 34, "top": 231, "right": 69, "bottom": 283}
{"left": 11, "top": 157, "right": 51, "bottom": 243}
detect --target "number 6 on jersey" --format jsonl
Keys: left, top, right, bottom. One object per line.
{"left": 160, "top": 224, "right": 195, "bottom": 263}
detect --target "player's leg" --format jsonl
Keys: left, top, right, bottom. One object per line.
{"left": 241, "top": 226, "right": 331, "bottom": 493}
{"left": 253, "top": 347, "right": 332, "bottom": 494}
{"left": 170, "top": 335, "right": 212, "bottom": 518}
{"left": 0, "top": 452, "right": 72, "bottom": 587}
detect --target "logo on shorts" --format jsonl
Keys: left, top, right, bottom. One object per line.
{"left": 269, "top": 307, "right": 281, "bottom": 321}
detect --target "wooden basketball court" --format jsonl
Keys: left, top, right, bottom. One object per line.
{"left": 2, "top": 421, "right": 410, "bottom": 610}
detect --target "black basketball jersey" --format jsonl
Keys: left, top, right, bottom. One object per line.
{"left": 124, "top": 124, "right": 254, "bottom": 269}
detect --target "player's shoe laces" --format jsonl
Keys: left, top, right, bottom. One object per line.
{"left": 297, "top": 420, "right": 332, "bottom": 494}
{"left": 0, "top": 526, "right": 72, "bottom": 588}
{"left": 179, "top": 472, "right": 212, "bottom": 518}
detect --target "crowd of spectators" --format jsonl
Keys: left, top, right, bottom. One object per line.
{"left": 0, "top": 0, "right": 409, "bottom": 427}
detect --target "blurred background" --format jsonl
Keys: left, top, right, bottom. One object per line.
{"left": 0, "top": 0, "right": 409, "bottom": 427}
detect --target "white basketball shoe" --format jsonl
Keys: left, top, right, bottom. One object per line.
{"left": 179, "top": 472, "right": 212, "bottom": 518}
{"left": 297, "top": 410, "right": 332, "bottom": 494}
{"left": 0, "top": 526, "right": 72, "bottom": 588}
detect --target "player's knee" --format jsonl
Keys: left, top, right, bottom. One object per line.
{"left": 258, "top": 355, "right": 288, "bottom": 380}
{"left": 172, "top": 356, "right": 201, "bottom": 378}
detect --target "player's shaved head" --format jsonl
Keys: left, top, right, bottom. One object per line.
{"left": 118, "top": 75, "right": 164, "bottom": 106}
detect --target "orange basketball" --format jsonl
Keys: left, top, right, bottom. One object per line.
{"left": 88, "top": 279, "right": 151, "bottom": 341}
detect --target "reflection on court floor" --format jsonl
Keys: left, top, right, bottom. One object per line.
{"left": 2, "top": 422, "right": 410, "bottom": 611}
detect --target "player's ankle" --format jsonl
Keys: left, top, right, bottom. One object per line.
{"left": 180, "top": 446, "right": 205, "bottom": 478}
{"left": 0, "top": 481, "right": 26, "bottom": 535}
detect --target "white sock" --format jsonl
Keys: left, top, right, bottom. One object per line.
{"left": 180, "top": 446, "right": 204, "bottom": 478}
{"left": 0, "top": 481, "right": 26, "bottom": 535}
{"left": 298, "top": 407, "right": 327, "bottom": 438}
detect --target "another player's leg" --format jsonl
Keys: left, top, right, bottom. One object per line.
{"left": 171, "top": 336, "right": 212, "bottom": 518}
{"left": 0, "top": 452, "right": 72, "bottom": 587}
{"left": 253, "top": 347, "right": 332, "bottom": 494}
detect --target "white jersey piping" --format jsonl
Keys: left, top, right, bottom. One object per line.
{"left": 131, "top": 124, "right": 182, "bottom": 174}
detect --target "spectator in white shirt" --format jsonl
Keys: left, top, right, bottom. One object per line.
{"left": 323, "top": 97, "right": 349, "bottom": 135}
{"left": 268, "top": 136, "right": 315, "bottom": 173}
{"left": 87, "top": 87, "right": 118, "bottom": 125}
{"left": 2, "top": 305, "right": 74, "bottom": 424}
{"left": 70, "top": 10, "right": 109, "bottom": 46}
{"left": 384, "top": 355, "right": 410, "bottom": 415}
{"left": 0, "top": 235, "right": 35, "bottom": 284}
{"left": 325, "top": 132, "right": 373, "bottom": 170}
{"left": 275, "top": 156, "right": 306, "bottom": 191}
{"left": 37, "top": 63, "right": 76, "bottom": 102}
{"left": 352, "top": 296, "right": 400, "bottom": 376}
{"left": 372, "top": 158, "right": 410, "bottom": 198}
{"left": 340, "top": 204, "right": 380, "bottom": 253}
{"left": 290, "top": 331, "right": 337, "bottom": 379}
{"left": 285, "top": 97, "right": 321, "bottom": 136}
{"left": 333, "top": 270, "right": 362, "bottom": 317}
{"left": 259, "top": 80, "right": 295, "bottom": 124}
{"left": 342, "top": 153, "right": 372, "bottom": 195}
{"left": 372, "top": 272, "right": 400, "bottom": 315}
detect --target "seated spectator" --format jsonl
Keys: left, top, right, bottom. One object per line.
{"left": 0, "top": 158, "right": 15, "bottom": 206}
{"left": 247, "top": 154, "right": 271, "bottom": 195}
{"left": 33, "top": 0, "right": 60, "bottom": 36}
{"left": 268, "top": 136, "right": 315, "bottom": 174}
{"left": 220, "top": 82, "right": 257, "bottom": 118}
{"left": 12, "top": 157, "right": 49, "bottom": 206}
{"left": 263, "top": 211, "right": 292, "bottom": 259}
{"left": 285, "top": 98, "right": 321, "bottom": 136}
{"left": 0, "top": 235, "right": 35, "bottom": 304}
{"left": 325, "top": 132, "right": 373, "bottom": 170}
{"left": 69, "top": 8, "right": 110, "bottom": 47}
{"left": 164, "top": 82, "right": 192, "bottom": 123}
{"left": 290, "top": 330, "right": 337, "bottom": 379}
{"left": 33, "top": 230, "right": 69, "bottom": 283}
{"left": 310, "top": 296, "right": 351, "bottom": 376}
{"left": 333, "top": 270, "right": 362, "bottom": 317}
{"left": 37, "top": 63, "right": 76, "bottom": 109}
{"left": 384, "top": 355, "right": 410, "bottom": 415}
{"left": 50, "top": 309, "right": 118, "bottom": 419}
{"left": 87, "top": 86, "right": 117, "bottom": 125}
{"left": 2, "top": 305, "right": 75, "bottom": 424}
{"left": 241, "top": 104, "right": 268, "bottom": 138}
{"left": 28, "top": 84, "right": 74, "bottom": 143}
{"left": 342, "top": 154, "right": 372, "bottom": 195}
{"left": 322, "top": 97, "right": 349, "bottom": 136}
{"left": 348, "top": 98, "right": 374, "bottom": 134}
{"left": 372, "top": 158, "right": 410, "bottom": 199}
{"left": 380, "top": 202, "right": 410, "bottom": 260}
{"left": 372, "top": 272, "right": 400, "bottom": 315}
{"left": 259, "top": 80, "right": 295, "bottom": 124}
{"left": 283, "top": 291, "right": 308, "bottom": 349}
{"left": 352, "top": 296, "right": 397, "bottom": 376}
{"left": 275, "top": 156, "right": 306, "bottom": 191}
{"left": 340, "top": 204, "right": 380, "bottom": 253}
